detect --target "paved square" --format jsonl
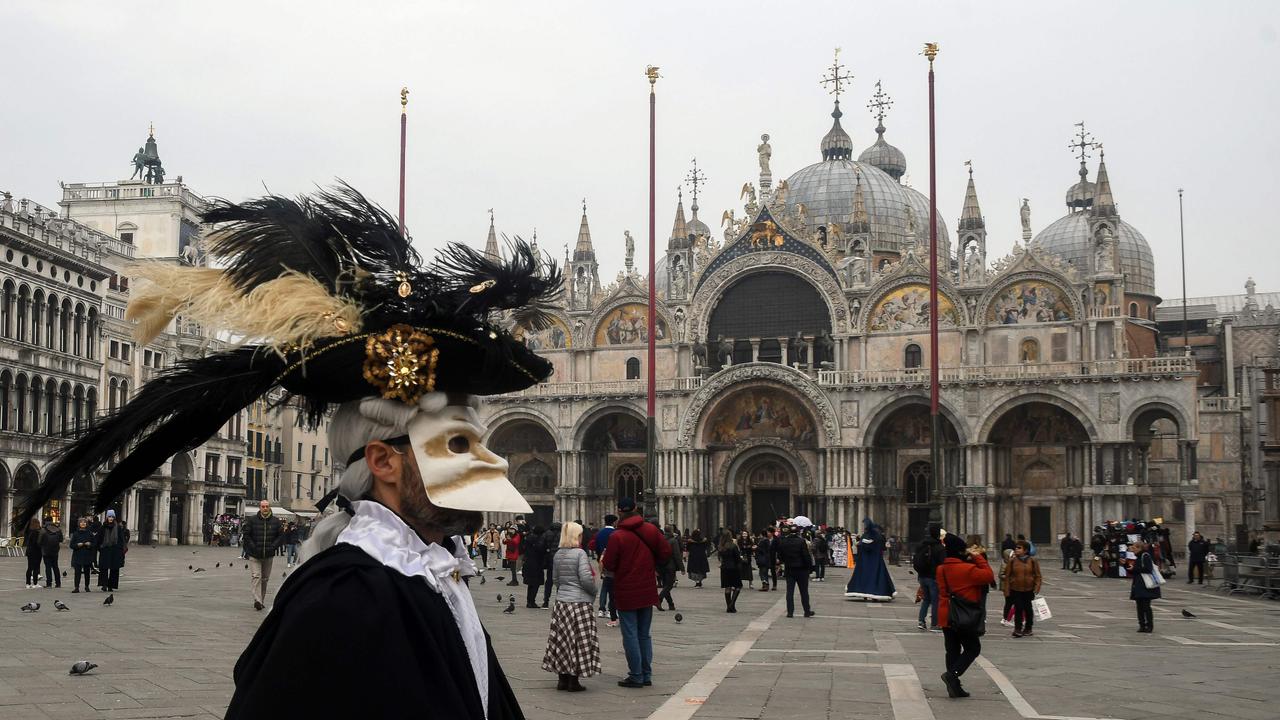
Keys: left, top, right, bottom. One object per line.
{"left": 2, "top": 548, "right": 1279, "bottom": 719}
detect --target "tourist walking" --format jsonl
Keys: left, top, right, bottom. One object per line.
{"left": 1060, "top": 534, "right": 1073, "bottom": 570}
{"left": 541, "top": 523, "right": 560, "bottom": 607}
{"left": 522, "top": 524, "right": 548, "bottom": 608}
{"left": 1187, "top": 531, "right": 1209, "bottom": 585}
{"left": 776, "top": 522, "right": 815, "bottom": 618}
{"left": 1001, "top": 540, "right": 1041, "bottom": 637}
{"left": 657, "top": 525, "right": 683, "bottom": 611}
{"left": 242, "top": 499, "right": 284, "bottom": 610}
{"left": 38, "top": 516, "right": 64, "bottom": 588}
{"left": 718, "top": 531, "right": 743, "bottom": 612}
{"left": 601, "top": 497, "right": 671, "bottom": 689}
{"left": 1068, "top": 534, "right": 1084, "bottom": 573}
{"left": 738, "top": 531, "right": 756, "bottom": 588}
{"left": 283, "top": 522, "right": 300, "bottom": 567}
{"left": 936, "top": 533, "right": 994, "bottom": 699}
{"left": 503, "top": 527, "right": 522, "bottom": 585}
{"left": 1130, "top": 540, "right": 1160, "bottom": 632}
{"left": 95, "top": 510, "right": 128, "bottom": 592}
{"left": 542, "top": 522, "right": 600, "bottom": 692}
{"left": 69, "top": 517, "right": 96, "bottom": 593}
{"left": 811, "top": 531, "right": 829, "bottom": 582}
{"left": 23, "top": 517, "right": 42, "bottom": 588}
{"left": 595, "top": 514, "right": 617, "bottom": 624}
{"left": 755, "top": 531, "right": 773, "bottom": 591}
{"left": 912, "top": 528, "right": 945, "bottom": 630}
{"left": 685, "top": 530, "right": 711, "bottom": 587}
{"left": 482, "top": 524, "right": 501, "bottom": 569}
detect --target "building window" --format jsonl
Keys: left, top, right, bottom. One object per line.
{"left": 1129, "top": 302, "right": 1139, "bottom": 318}
{"left": 119, "top": 232, "right": 134, "bottom": 244}
{"left": 904, "top": 343, "right": 922, "bottom": 369}
{"left": 1051, "top": 332, "right": 1068, "bottom": 362}
{"left": 297, "top": 442, "right": 303, "bottom": 461}
{"left": 1171, "top": 500, "right": 1185, "bottom": 521}
{"left": 625, "top": 357, "right": 641, "bottom": 380}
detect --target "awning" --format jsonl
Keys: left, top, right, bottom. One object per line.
{"left": 269, "top": 506, "right": 297, "bottom": 517}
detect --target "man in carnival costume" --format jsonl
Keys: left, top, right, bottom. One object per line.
{"left": 11, "top": 186, "right": 561, "bottom": 719}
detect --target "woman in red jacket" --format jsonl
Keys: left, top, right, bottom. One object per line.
{"left": 502, "top": 528, "right": 522, "bottom": 586}
{"left": 935, "top": 533, "right": 994, "bottom": 699}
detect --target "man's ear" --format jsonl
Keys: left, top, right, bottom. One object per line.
{"left": 363, "top": 441, "right": 403, "bottom": 490}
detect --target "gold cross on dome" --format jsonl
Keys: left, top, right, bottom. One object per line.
{"left": 867, "top": 80, "right": 893, "bottom": 124}
{"left": 684, "top": 158, "right": 708, "bottom": 204}
{"left": 820, "top": 48, "right": 853, "bottom": 100}
{"left": 1068, "top": 121, "right": 1099, "bottom": 164}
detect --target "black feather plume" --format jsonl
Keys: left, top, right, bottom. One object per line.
{"left": 11, "top": 348, "right": 283, "bottom": 532}
{"left": 434, "top": 238, "right": 563, "bottom": 325}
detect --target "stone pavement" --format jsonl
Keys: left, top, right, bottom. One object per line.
{"left": 2, "top": 546, "right": 1279, "bottom": 719}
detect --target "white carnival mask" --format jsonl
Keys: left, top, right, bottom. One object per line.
{"left": 406, "top": 395, "right": 532, "bottom": 514}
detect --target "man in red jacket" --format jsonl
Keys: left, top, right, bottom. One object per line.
{"left": 601, "top": 497, "right": 671, "bottom": 688}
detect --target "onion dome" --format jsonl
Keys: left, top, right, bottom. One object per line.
{"left": 820, "top": 101, "right": 854, "bottom": 161}
{"left": 1065, "top": 160, "right": 1095, "bottom": 211}
{"left": 857, "top": 120, "right": 906, "bottom": 180}
{"left": 686, "top": 200, "right": 711, "bottom": 241}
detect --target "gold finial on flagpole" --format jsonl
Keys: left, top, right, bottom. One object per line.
{"left": 646, "top": 65, "right": 660, "bottom": 90}
{"left": 922, "top": 42, "right": 939, "bottom": 67}
{"left": 401, "top": 87, "right": 409, "bottom": 114}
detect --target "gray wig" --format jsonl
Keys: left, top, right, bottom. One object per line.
{"left": 302, "top": 393, "right": 454, "bottom": 559}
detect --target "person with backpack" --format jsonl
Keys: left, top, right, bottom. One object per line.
{"left": 811, "top": 531, "right": 830, "bottom": 582}
{"left": 39, "top": 516, "right": 64, "bottom": 589}
{"left": 754, "top": 530, "right": 773, "bottom": 591}
{"left": 913, "top": 529, "right": 946, "bottom": 631}
{"left": 936, "top": 533, "right": 994, "bottom": 699}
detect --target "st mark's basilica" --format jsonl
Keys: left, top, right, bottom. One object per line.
{"left": 481, "top": 58, "right": 1242, "bottom": 547}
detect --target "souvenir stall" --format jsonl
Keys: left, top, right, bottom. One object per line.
{"left": 1089, "top": 519, "right": 1169, "bottom": 579}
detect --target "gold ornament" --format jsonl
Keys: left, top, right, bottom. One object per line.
{"left": 362, "top": 324, "right": 439, "bottom": 404}
{"left": 395, "top": 271, "right": 412, "bottom": 298}
{"left": 469, "top": 279, "right": 496, "bottom": 294}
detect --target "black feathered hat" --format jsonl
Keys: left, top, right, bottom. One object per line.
{"left": 11, "top": 184, "right": 560, "bottom": 532}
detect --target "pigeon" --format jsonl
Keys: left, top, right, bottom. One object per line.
{"left": 479, "top": 574, "right": 486, "bottom": 584}
{"left": 215, "top": 562, "right": 220, "bottom": 568}
{"left": 1182, "top": 609, "right": 1196, "bottom": 618}
{"left": 282, "top": 571, "right": 287, "bottom": 578}
{"left": 62, "top": 570, "right": 67, "bottom": 578}
{"left": 674, "top": 613, "right": 684, "bottom": 623}
{"left": 20, "top": 602, "right": 40, "bottom": 613}
{"left": 193, "top": 567, "right": 206, "bottom": 573}
{"left": 192, "top": 550, "right": 198, "bottom": 554}
{"left": 245, "top": 564, "right": 249, "bottom": 569}
{"left": 69, "top": 661, "right": 97, "bottom": 676}
{"left": 54, "top": 600, "right": 70, "bottom": 612}
{"left": 497, "top": 594, "right": 504, "bottom": 603}
{"left": 189, "top": 565, "right": 193, "bottom": 570}
{"left": 103, "top": 593, "right": 114, "bottom": 606}
{"left": 503, "top": 599, "right": 516, "bottom": 614}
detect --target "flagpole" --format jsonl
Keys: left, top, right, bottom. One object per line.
{"left": 399, "top": 87, "right": 409, "bottom": 236}
{"left": 645, "top": 66, "right": 659, "bottom": 516}
{"left": 924, "top": 43, "right": 942, "bottom": 526}
{"left": 1178, "top": 188, "right": 1188, "bottom": 355}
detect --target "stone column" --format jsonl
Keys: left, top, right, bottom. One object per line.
{"left": 750, "top": 339, "right": 760, "bottom": 362}
{"left": 157, "top": 488, "right": 171, "bottom": 544}
{"left": 1223, "top": 318, "right": 1235, "bottom": 398}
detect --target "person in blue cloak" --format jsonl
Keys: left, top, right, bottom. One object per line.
{"left": 845, "top": 518, "right": 896, "bottom": 601}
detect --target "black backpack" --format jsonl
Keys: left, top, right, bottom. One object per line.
{"left": 912, "top": 541, "right": 938, "bottom": 576}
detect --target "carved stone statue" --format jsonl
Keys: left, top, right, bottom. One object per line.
{"left": 1019, "top": 198, "right": 1032, "bottom": 236}
{"left": 814, "top": 329, "right": 835, "bottom": 367}
{"left": 773, "top": 179, "right": 789, "bottom": 206}
{"left": 131, "top": 147, "right": 147, "bottom": 180}
{"left": 716, "top": 335, "right": 734, "bottom": 367}
{"left": 671, "top": 259, "right": 687, "bottom": 298}
{"left": 574, "top": 266, "right": 591, "bottom": 304}
{"left": 692, "top": 338, "right": 707, "bottom": 367}
{"left": 1246, "top": 277, "right": 1257, "bottom": 296}
{"left": 904, "top": 204, "right": 918, "bottom": 237}
{"left": 964, "top": 246, "right": 983, "bottom": 280}
{"left": 624, "top": 230, "right": 635, "bottom": 273}
{"left": 673, "top": 307, "right": 686, "bottom": 342}
{"left": 757, "top": 134, "right": 772, "bottom": 176}
{"left": 0, "top": 192, "right": 12, "bottom": 212}
{"left": 787, "top": 330, "right": 806, "bottom": 366}
{"left": 850, "top": 254, "right": 867, "bottom": 284}
{"left": 740, "top": 182, "right": 757, "bottom": 205}
{"left": 1094, "top": 225, "right": 1115, "bottom": 273}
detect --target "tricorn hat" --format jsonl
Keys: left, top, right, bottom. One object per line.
{"left": 12, "top": 184, "right": 560, "bottom": 532}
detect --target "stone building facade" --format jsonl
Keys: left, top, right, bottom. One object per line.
{"left": 481, "top": 84, "right": 1242, "bottom": 549}
{"left": 0, "top": 131, "right": 335, "bottom": 543}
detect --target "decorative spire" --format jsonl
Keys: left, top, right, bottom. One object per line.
{"left": 574, "top": 199, "right": 596, "bottom": 260}
{"left": 819, "top": 48, "right": 855, "bottom": 161}
{"left": 1091, "top": 147, "right": 1117, "bottom": 217}
{"left": 858, "top": 79, "right": 906, "bottom": 180}
{"left": 958, "top": 161, "right": 985, "bottom": 231}
{"left": 669, "top": 187, "right": 689, "bottom": 248}
{"left": 483, "top": 208, "right": 500, "bottom": 260}
{"left": 868, "top": 79, "right": 893, "bottom": 136}
{"left": 684, "top": 158, "right": 707, "bottom": 212}
{"left": 849, "top": 169, "right": 870, "bottom": 234}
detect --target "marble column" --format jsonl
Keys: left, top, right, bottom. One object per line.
{"left": 157, "top": 488, "right": 171, "bottom": 544}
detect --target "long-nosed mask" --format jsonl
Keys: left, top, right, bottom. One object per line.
{"left": 407, "top": 395, "right": 532, "bottom": 514}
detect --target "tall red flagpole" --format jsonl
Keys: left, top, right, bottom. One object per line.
{"left": 399, "top": 87, "right": 409, "bottom": 236}
{"left": 645, "top": 66, "right": 659, "bottom": 512}
{"left": 924, "top": 43, "right": 942, "bottom": 522}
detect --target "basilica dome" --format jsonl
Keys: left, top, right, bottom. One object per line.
{"left": 1030, "top": 212, "right": 1156, "bottom": 296}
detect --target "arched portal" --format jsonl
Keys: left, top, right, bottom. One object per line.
{"left": 988, "top": 401, "right": 1090, "bottom": 545}
{"left": 489, "top": 419, "right": 558, "bottom": 528}
{"left": 1130, "top": 404, "right": 1187, "bottom": 527}
{"left": 578, "top": 410, "right": 647, "bottom": 523}
{"left": 706, "top": 271, "right": 831, "bottom": 370}
{"left": 869, "top": 402, "right": 960, "bottom": 546}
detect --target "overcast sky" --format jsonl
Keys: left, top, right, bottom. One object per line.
{"left": 6, "top": 1, "right": 1277, "bottom": 300}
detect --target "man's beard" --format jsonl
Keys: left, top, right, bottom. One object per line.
{"left": 398, "top": 465, "right": 483, "bottom": 538}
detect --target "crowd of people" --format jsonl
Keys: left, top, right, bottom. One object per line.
{"left": 21, "top": 510, "right": 129, "bottom": 592}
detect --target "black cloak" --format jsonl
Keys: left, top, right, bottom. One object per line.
{"left": 225, "top": 543, "right": 524, "bottom": 719}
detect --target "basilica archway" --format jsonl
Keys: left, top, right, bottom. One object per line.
{"left": 705, "top": 271, "right": 832, "bottom": 370}
{"left": 987, "top": 401, "right": 1090, "bottom": 544}
{"left": 489, "top": 419, "right": 559, "bottom": 528}
{"left": 867, "top": 401, "right": 960, "bottom": 545}
{"left": 575, "top": 408, "right": 648, "bottom": 522}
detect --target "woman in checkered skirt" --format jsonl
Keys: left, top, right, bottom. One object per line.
{"left": 542, "top": 522, "right": 601, "bottom": 692}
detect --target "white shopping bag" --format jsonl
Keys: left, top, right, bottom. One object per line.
{"left": 1032, "top": 596, "right": 1052, "bottom": 621}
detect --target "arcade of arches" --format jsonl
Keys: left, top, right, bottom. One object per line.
{"left": 484, "top": 394, "right": 1200, "bottom": 551}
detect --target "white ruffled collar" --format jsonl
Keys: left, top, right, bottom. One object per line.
{"left": 336, "top": 500, "right": 476, "bottom": 593}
